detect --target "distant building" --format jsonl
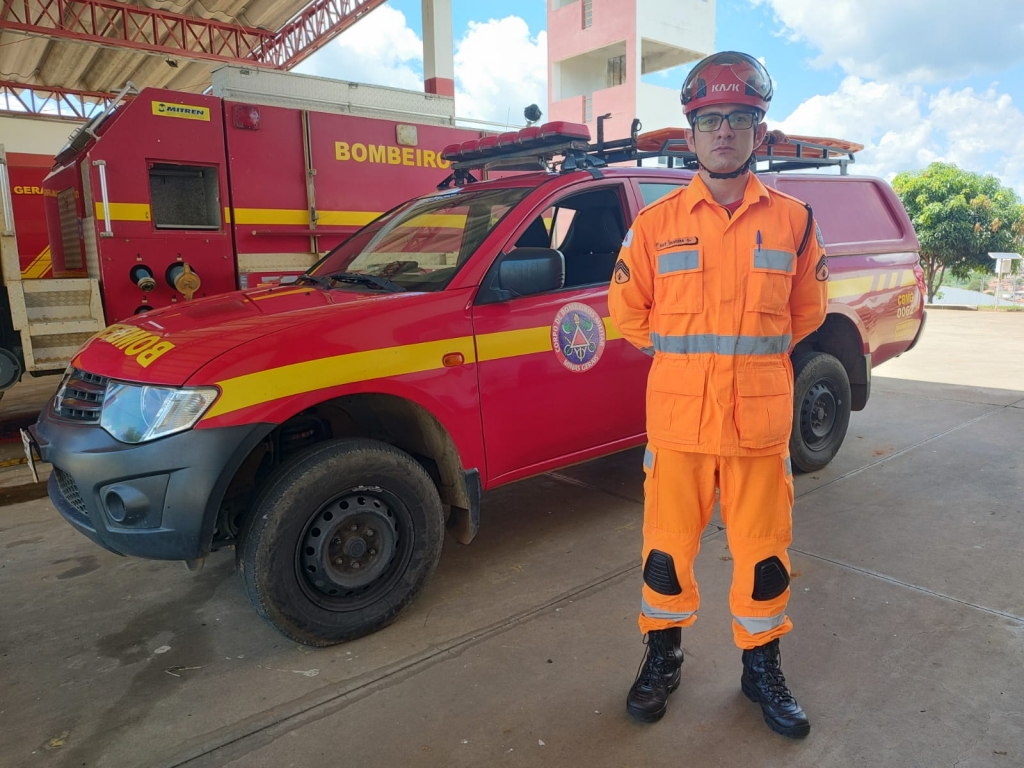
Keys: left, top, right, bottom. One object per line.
{"left": 547, "top": 0, "right": 715, "bottom": 140}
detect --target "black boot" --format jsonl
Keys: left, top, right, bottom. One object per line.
{"left": 626, "top": 627, "right": 683, "bottom": 723}
{"left": 741, "top": 638, "right": 810, "bottom": 739}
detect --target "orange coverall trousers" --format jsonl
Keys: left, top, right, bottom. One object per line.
{"left": 640, "top": 445, "right": 795, "bottom": 649}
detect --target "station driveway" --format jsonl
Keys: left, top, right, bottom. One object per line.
{"left": 0, "top": 310, "right": 1022, "bottom": 767}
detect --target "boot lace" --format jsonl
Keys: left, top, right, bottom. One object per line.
{"left": 759, "top": 649, "right": 796, "bottom": 704}
{"left": 634, "top": 635, "right": 672, "bottom": 691}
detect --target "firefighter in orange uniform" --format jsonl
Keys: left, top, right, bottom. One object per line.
{"left": 609, "top": 52, "right": 828, "bottom": 736}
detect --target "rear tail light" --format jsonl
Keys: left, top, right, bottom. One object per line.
{"left": 913, "top": 262, "right": 927, "bottom": 300}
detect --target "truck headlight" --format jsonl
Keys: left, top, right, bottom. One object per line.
{"left": 100, "top": 382, "right": 219, "bottom": 444}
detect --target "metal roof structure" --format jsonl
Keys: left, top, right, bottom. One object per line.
{"left": 0, "top": 0, "right": 385, "bottom": 115}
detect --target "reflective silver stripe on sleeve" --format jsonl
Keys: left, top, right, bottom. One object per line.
{"left": 734, "top": 612, "right": 787, "bottom": 635}
{"left": 623, "top": 229, "right": 634, "bottom": 247}
{"left": 650, "top": 333, "right": 792, "bottom": 356}
{"left": 640, "top": 346, "right": 655, "bottom": 357}
{"left": 642, "top": 597, "right": 695, "bottom": 622}
{"left": 784, "top": 457, "right": 792, "bottom": 476}
{"left": 643, "top": 447, "right": 654, "bottom": 471}
{"left": 754, "top": 249, "right": 795, "bottom": 272}
{"left": 657, "top": 249, "right": 700, "bottom": 274}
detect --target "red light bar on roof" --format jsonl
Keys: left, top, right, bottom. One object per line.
{"left": 441, "top": 121, "right": 593, "bottom": 165}
{"left": 539, "top": 121, "right": 591, "bottom": 140}
{"left": 496, "top": 132, "right": 519, "bottom": 148}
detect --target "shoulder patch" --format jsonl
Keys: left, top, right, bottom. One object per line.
{"left": 815, "top": 222, "right": 825, "bottom": 248}
{"left": 622, "top": 229, "right": 634, "bottom": 248}
{"left": 613, "top": 259, "right": 630, "bottom": 284}
{"left": 815, "top": 253, "right": 829, "bottom": 282}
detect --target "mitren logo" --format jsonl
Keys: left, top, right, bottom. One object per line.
{"left": 151, "top": 101, "right": 211, "bottom": 121}
{"left": 710, "top": 83, "right": 741, "bottom": 93}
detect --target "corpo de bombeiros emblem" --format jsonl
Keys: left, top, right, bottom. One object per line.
{"left": 552, "top": 302, "right": 606, "bottom": 373}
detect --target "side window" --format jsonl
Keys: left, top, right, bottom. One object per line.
{"left": 551, "top": 208, "right": 577, "bottom": 250}
{"left": 638, "top": 182, "right": 683, "bottom": 207}
{"left": 512, "top": 187, "right": 627, "bottom": 291}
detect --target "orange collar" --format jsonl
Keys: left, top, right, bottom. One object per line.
{"left": 683, "top": 172, "right": 771, "bottom": 214}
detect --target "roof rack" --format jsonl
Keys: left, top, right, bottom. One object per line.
{"left": 437, "top": 116, "right": 861, "bottom": 188}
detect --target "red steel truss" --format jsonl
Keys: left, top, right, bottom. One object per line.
{"left": 0, "top": 79, "right": 115, "bottom": 119}
{"left": 251, "top": 0, "right": 386, "bottom": 70}
{"left": 0, "top": 0, "right": 386, "bottom": 69}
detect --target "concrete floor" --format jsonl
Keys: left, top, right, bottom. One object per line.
{"left": 1, "top": 310, "right": 1022, "bottom": 767}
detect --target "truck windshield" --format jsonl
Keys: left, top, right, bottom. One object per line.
{"left": 310, "top": 186, "right": 532, "bottom": 292}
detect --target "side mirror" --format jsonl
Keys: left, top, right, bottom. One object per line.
{"left": 495, "top": 247, "right": 564, "bottom": 299}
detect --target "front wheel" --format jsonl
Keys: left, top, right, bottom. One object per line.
{"left": 789, "top": 352, "right": 852, "bottom": 473}
{"left": 237, "top": 439, "right": 445, "bottom": 646}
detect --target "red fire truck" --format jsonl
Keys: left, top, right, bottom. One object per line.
{"left": 0, "top": 149, "right": 55, "bottom": 391}
{"left": 27, "top": 121, "right": 926, "bottom": 646}
{"left": 0, "top": 68, "right": 488, "bottom": 396}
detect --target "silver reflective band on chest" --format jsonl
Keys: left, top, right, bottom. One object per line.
{"left": 754, "top": 249, "right": 795, "bottom": 272}
{"left": 734, "top": 612, "right": 787, "bottom": 635}
{"left": 642, "top": 597, "right": 695, "bottom": 622}
{"left": 651, "top": 333, "right": 792, "bottom": 356}
{"left": 658, "top": 249, "right": 700, "bottom": 274}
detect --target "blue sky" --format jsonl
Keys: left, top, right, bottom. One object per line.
{"left": 299, "top": 0, "right": 1024, "bottom": 195}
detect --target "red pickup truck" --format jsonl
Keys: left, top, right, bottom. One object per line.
{"left": 27, "top": 123, "right": 925, "bottom": 646}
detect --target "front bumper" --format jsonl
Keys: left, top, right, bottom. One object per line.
{"left": 32, "top": 410, "right": 272, "bottom": 560}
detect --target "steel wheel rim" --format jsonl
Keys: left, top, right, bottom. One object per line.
{"left": 296, "top": 488, "right": 413, "bottom": 612}
{"left": 800, "top": 380, "right": 839, "bottom": 449}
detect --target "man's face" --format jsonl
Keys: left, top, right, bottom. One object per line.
{"left": 684, "top": 103, "right": 768, "bottom": 175}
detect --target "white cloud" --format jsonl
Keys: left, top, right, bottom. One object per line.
{"left": 294, "top": 5, "right": 424, "bottom": 91}
{"left": 294, "top": 10, "right": 547, "bottom": 128}
{"left": 770, "top": 76, "right": 1024, "bottom": 195}
{"left": 454, "top": 16, "right": 548, "bottom": 127}
{"left": 752, "top": 0, "right": 1024, "bottom": 82}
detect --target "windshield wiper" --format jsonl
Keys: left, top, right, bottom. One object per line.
{"left": 327, "top": 272, "right": 405, "bottom": 293}
{"left": 295, "top": 274, "right": 328, "bottom": 288}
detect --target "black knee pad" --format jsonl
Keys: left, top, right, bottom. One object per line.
{"left": 752, "top": 556, "right": 790, "bottom": 601}
{"left": 643, "top": 550, "right": 682, "bottom": 595}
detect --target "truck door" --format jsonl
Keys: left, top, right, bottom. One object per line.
{"left": 472, "top": 182, "right": 649, "bottom": 483}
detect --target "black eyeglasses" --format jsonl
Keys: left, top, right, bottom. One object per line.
{"left": 693, "top": 111, "right": 758, "bottom": 132}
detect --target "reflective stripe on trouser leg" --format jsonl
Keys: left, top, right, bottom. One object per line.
{"left": 720, "top": 453, "right": 796, "bottom": 649}
{"left": 638, "top": 447, "right": 717, "bottom": 634}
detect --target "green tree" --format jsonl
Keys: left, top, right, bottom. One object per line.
{"left": 892, "top": 162, "right": 1024, "bottom": 303}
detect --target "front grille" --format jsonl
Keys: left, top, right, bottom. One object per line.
{"left": 55, "top": 368, "right": 108, "bottom": 422}
{"left": 54, "top": 467, "right": 87, "bottom": 515}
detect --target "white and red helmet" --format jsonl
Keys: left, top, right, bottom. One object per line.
{"left": 680, "top": 51, "right": 773, "bottom": 120}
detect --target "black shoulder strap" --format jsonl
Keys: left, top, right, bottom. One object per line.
{"left": 797, "top": 203, "right": 814, "bottom": 257}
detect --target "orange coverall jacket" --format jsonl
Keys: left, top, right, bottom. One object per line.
{"left": 609, "top": 173, "right": 828, "bottom": 457}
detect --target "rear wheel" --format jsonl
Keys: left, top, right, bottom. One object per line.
{"left": 0, "top": 348, "right": 22, "bottom": 393}
{"left": 237, "top": 438, "right": 444, "bottom": 646}
{"left": 789, "top": 351, "right": 851, "bottom": 473}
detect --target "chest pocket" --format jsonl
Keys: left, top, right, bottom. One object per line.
{"left": 745, "top": 247, "right": 796, "bottom": 315}
{"left": 655, "top": 248, "right": 703, "bottom": 314}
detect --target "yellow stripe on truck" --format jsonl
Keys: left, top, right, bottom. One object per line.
{"left": 205, "top": 316, "right": 624, "bottom": 420}
{"left": 475, "top": 326, "right": 551, "bottom": 362}
{"left": 21, "top": 246, "right": 52, "bottom": 279}
{"left": 94, "top": 202, "right": 151, "bottom": 222}
{"left": 205, "top": 336, "right": 478, "bottom": 419}
{"left": 828, "top": 271, "right": 915, "bottom": 300}
{"left": 232, "top": 209, "right": 383, "bottom": 227}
